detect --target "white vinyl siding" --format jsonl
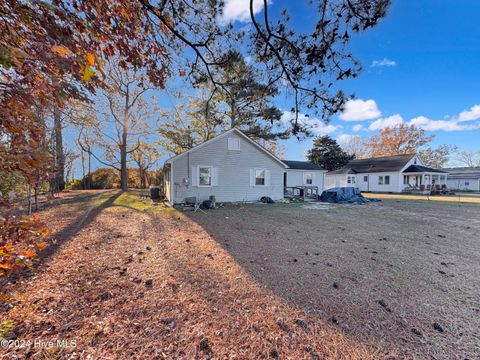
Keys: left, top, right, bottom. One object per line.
{"left": 169, "top": 132, "right": 284, "bottom": 203}
{"left": 284, "top": 169, "right": 326, "bottom": 190}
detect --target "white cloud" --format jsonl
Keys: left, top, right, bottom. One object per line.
{"left": 408, "top": 116, "right": 480, "bottom": 131}
{"left": 352, "top": 124, "right": 364, "bottom": 132}
{"left": 219, "top": 0, "right": 267, "bottom": 23}
{"left": 280, "top": 111, "right": 340, "bottom": 136}
{"left": 339, "top": 99, "right": 381, "bottom": 121}
{"left": 371, "top": 58, "right": 397, "bottom": 67}
{"left": 457, "top": 104, "right": 480, "bottom": 122}
{"left": 368, "top": 114, "right": 404, "bottom": 131}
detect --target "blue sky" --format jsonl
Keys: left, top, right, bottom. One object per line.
{"left": 275, "top": 0, "right": 480, "bottom": 161}
{"left": 67, "top": 0, "right": 480, "bottom": 177}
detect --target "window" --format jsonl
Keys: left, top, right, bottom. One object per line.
{"left": 379, "top": 176, "right": 390, "bottom": 185}
{"left": 255, "top": 169, "right": 265, "bottom": 185}
{"left": 364, "top": 176, "right": 368, "bottom": 182}
{"left": 227, "top": 138, "right": 240, "bottom": 151}
{"left": 347, "top": 176, "right": 356, "bottom": 184}
{"left": 198, "top": 166, "right": 212, "bottom": 186}
{"left": 465, "top": 181, "right": 470, "bottom": 186}
{"left": 403, "top": 175, "right": 408, "bottom": 185}
{"left": 305, "top": 173, "right": 312, "bottom": 185}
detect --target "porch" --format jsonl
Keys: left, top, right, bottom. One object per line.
{"left": 402, "top": 171, "right": 449, "bottom": 194}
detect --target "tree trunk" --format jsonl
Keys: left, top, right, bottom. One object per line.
{"left": 87, "top": 151, "right": 91, "bottom": 189}
{"left": 53, "top": 107, "right": 65, "bottom": 192}
{"left": 120, "top": 132, "right": 128, "bottom": 191}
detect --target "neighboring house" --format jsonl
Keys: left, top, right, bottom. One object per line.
{"left": 163, "top": 128, "right": 286, "bottom": 204}
{"left": 442, "top": 167, "right": 480, "bottom": 192}
{"left": 283, "top": 160, "right": 326, "bottom": 194}
{"left": 325, "top": 154, "right": 448, "bottom": 193}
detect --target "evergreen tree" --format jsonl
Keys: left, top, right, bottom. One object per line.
{"left": 307, "top": 135, "right": 354, "bottom": 171}
{"left": 196, "top": 50, "right": 289, "bottom": 141}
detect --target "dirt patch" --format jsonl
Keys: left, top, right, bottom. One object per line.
{"left": 1, "top": 192, "right": 385, "bottom": 359}
{"left": 188, "top": 200, "right": 480, "bottom": 359}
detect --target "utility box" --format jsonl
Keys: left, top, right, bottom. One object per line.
{"left": 149, "top": 186, "right": 160, "bottom": 200}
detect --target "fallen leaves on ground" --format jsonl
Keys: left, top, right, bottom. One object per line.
{"left": 1, "top": 192, "right": 386, "bottom": 359}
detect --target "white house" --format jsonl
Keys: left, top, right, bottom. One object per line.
{"left": 163, "top": 128, "right": 286, "bottom": 204}
{"left": 283, "top": 160, "right": 326, "bottom": 197}
{"left": 163, "top": 128, "right": 327, "bottom": 204}
{"left": 443, "top": 167, "right": 480, "bottom": 192}
{"left": 325, "top": 154, "right": 448, "bottom": 193}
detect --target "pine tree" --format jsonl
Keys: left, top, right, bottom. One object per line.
{"left": 307, "top": 136, "right": 354, "bottom": 171}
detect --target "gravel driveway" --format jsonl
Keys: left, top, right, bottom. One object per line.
{"left": 188, "top": 199, "right": 480, "bottom": 359}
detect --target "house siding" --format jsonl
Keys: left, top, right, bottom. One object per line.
{"left": 169, "top": 132, "right": 285, "bottom": 203}
{"left": 325, "top": 155, "right": 426, "bottom": 193}
{"left": 447, "top": 178, "right": 480, "bottom": 191}
{"left": 284, "top": 169, "right": 325, "bottom": 190}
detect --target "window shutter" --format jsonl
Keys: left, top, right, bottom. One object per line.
{"left": 212, "top": 167, "right": 219, "bottom": 186}
{"left": 265, "top": 169, "right": 271, "bottom": 186}
{"left": 191, "top": 166, "right": 198, "bottom": 186}
{"left": 249, "top": 169, "right": 255, "bottom": 186}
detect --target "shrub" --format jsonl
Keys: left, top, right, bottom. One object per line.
{"left": 0, "top": 215, "right": 49, "bottom": 278}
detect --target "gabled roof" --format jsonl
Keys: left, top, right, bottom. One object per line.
{"left": 403, "top": 164, "right": 448, "bottom": 174}
{"left": 328, "top": 154, "right": 416, "bottom": 174}
{"left": 164, "top": 128, "right": 288, "bottom": 167}
{"left": 283, "top": 160, "right": 326, "bottom": 171}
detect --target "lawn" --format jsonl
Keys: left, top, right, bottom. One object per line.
{"left": 1, "top": 191, "right": 379, "bottom": 359}
{"left": 2, "top": 192, "right": 478, "bottom": 359}
{"left": 188, "top": 199, "right": 480, "bottom": 359}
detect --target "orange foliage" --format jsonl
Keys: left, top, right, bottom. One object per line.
{"left": 365, "top": 124, "right": 434, "bottom": 157}
{"left": 0, "top": 215, "right": 49, "bottom": 278}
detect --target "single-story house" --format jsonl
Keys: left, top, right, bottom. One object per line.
{"left": 163, "top": 128, "right": 327, "bottom": 204}
{"left": 442, "top": 167, "right": 480, "bottom": 192}
{"left": 325, "top": 154, "right": 448, "bottom": 193}
{"left": 283, "top": 160, "right": 326, "bottom": 197}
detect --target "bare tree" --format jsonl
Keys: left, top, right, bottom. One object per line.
{"left": 338, "top": 135, "right": 368, "bottom": 158}
{"left": 456, "top": 150, "right": 480, "bottom": 167}
{"left": 132, "top": 141, "right": 161, "bottom": 189}
{"left": 78, "top": 60, "right": 156, "bottom": 191}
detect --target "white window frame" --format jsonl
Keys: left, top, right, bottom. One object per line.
{"left": 304, "top": 172, "right": 313, "bottom": 185}
{"left": 255, "top": 168, "right": 266, "bottom": 186}
{"left": 227, "top": 138, "right": 240, "bottom": 151}
{"left": 384, "top": 175, "right": 390, "bottom": 185}
{"left": 364, "top": 176, "right": 368, "bottom": 182}
{"left": 378, "top": 176, "right": 384, "bottom": 185}
{"left": 198, "top": 166, "right": 212, "bottom": 187}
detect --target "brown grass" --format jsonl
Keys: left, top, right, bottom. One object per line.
{"left": 0, "top": 192, "right": 392, "bottom": 359}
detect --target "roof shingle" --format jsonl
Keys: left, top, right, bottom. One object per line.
{"left": 283, "top": 160, "right": 325, "bottom": 170}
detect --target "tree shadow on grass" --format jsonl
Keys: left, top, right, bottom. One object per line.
{"left": 39, "top": 191, "right": 122, "bottom": 260}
